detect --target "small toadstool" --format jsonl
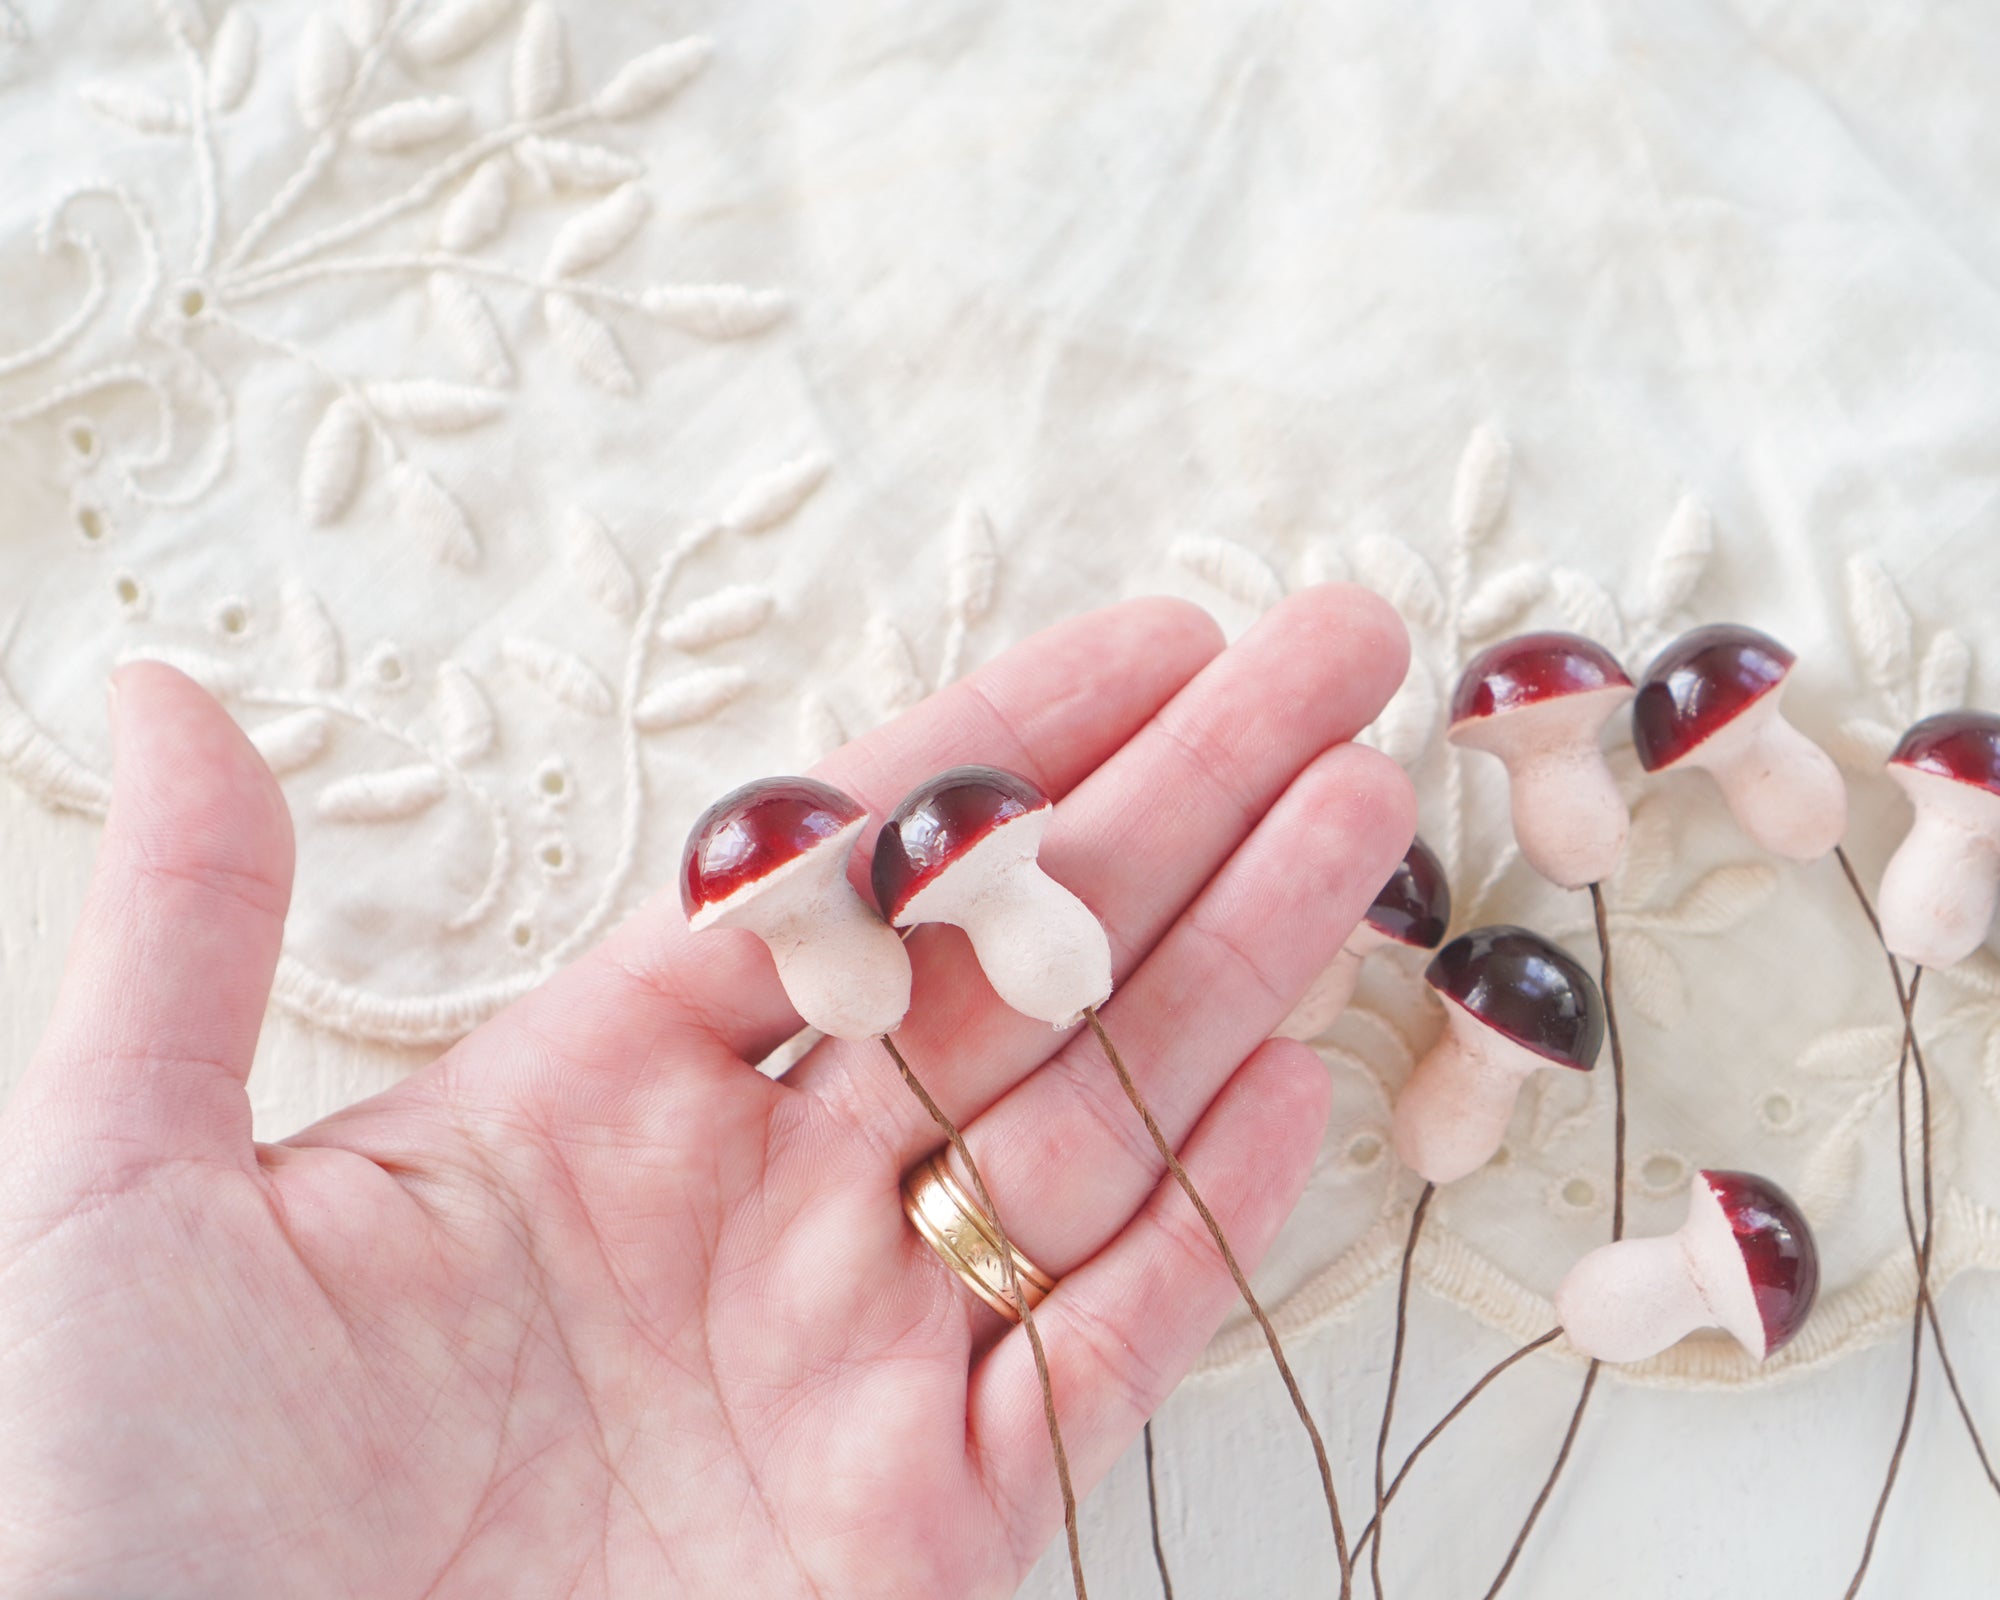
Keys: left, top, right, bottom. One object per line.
{"left": 1391, "top": 925, "right": 1604, "bottom": 1185}
{"left": 873, "top": 764, "right": 1112, "bottom": 1027}
{"left": 1554, "top": 1168, "right": 1819, "bottom": 1364}
{"left": 1277, "top": 836, "right": 1451, "bottom": 1040}
{"left": 1631, "top": 624, "right": 1847, "bottom": 862}
{"left": 1876, "top": 710, "right": 2000, "bottom": 971}
{"left": 1448, "top": 632, "right": 1635, "bottom": 889}
{"left": 681, "top": 776, "right": 911, "bottom": 1041}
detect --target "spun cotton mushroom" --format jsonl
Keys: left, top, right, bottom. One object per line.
{"left": 1632, "top": 624, "right": 1847, "bottom": 862}
{"left": 1277, "top": 836, "right": 1451, "bottom": 1040}
{"left": 1554, "top": 1169, "right": 1820, "bottom": 1364}
{"left": 872, "top": 764, "right": 1112, "bottom": 1027}
{"left": 681, "top": 777, "right": 911, "bottom": 1040}
{"left": 1448, "top": 633, "right": 1634, "bottom": 889}
{"left": 1877, "top": 710, "right": 2000, "bottom": 972}
{"left": 1392, "top": 925, "right": 1605, "bottom": 1186}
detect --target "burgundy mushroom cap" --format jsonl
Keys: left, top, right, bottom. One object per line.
{"left": 1364, "top": 836, "right": 1451, "bottom": 949}
{"left": 1700, "top": 1169, "right": 1820, "bottom": 1359}
{"left": 1889, "top": 710, "right": 2000, "bottom": 794}
{"left": 871, "top": 765, "right": 1050, "bottom": 923}
{"left": 1448, "top": 631, "right": 1632, "bottom": 728}
{"left": 1424, "top": 925, "right": 1605, "bottom": 1070}
{"left": 681, "top": 777, "right": 865, "bottom": 918}
{"left": 1632, "top": 625, "right": 1795, "bottom": 772}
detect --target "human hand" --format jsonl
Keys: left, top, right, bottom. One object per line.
{"left": 0, "top": 588, "right": 1411, "bottom": 1599}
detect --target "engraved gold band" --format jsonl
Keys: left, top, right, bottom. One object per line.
{"left": 901, "top": 1153, "right": 1056, "bottom": 1323}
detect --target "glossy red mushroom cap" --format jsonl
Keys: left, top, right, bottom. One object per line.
{"left": 1889, "top": 711, "right": 2000, "bottom": 795}
{"left": 1632, "top": 625, "right": 1795, "bottom": 772}
{"left": 1448, "top": 632, "right": 1632, "bottom": 727}
{"left": 1700, "top": 1169, "right": 1819, "bottom": 1357}
{"left": 1424, "top": 925, "right": 1605, "bottom": 1069}
{"left": 871, "top": 765, "right": 1051, "bottom": 922}
{"left": 681, "top": 777, "right": 864, "bottom": 917}
{"left": 1364, "top": 836, "right": 1451, "bottom": 948}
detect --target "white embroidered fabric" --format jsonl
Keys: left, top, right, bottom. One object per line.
{"left": 3, "top": 1, "right": 1998, "bottom": 1594}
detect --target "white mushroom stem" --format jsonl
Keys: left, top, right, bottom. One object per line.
{"left": 1551, "top": 1234, "right": 1712, "bottom": 1364}
{"left": 1497, "top": 744, "right": 1630, "bottom": 890}
{"left": 1554, "top": 1173, "right": 1767, "bottom": 1363}
{"left": 1878, "top": 767, "right": 2000, "bottom": 970}
{"left": 1275, "top": 924, "right": 1391, "bottom": 1040}
{"left": 690, "top": 819, "right": 912, "bottom": 1041}
{"left": 895, "top": 811, "right": 1113, "bottom": 1027}
{"left": 1390, "top": 998, "right": 1567, "bottom": 1186}
{"left": 1674, "top": 691, "right": 1847, "bottom": 862}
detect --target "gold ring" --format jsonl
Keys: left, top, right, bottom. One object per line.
{"left": 902, "top": 1154, "right": 1056, "bottom": 1323}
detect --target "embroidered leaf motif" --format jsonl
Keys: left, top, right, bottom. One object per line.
{"left": 1918, "top": 629, "right": 1972, "bottom": 718}
{"left": 946, "top": 502, "right": 998, "bottom": 619}
{"left": 503, "top": 638, "right": 614, "bottom": 716}
{"left": 1846, "top": 553, "right": 1913, "bottom": 700}
{"left": 511, "top": 1, "right": 566, "bottom": 119}
{"left": 351, "top": 95, "right": 471, "bottom": 152}
{"left": 1663, "top": 862, "right": 1777, "bottom": 934}
{"left": 317, "top": 764, "right": 449, "bottom": 822}
{"left": 389, "top": 463, "right": 478, "bottom": 568}
{"left": 300, "top": 397, "right": 368, "bottom": 524}
{"left": 402, "top": 0, "right": 516, "bottom": 66}
{"left": 206, "top": 10, "right": 258, "bottom": 113}
{"left": 1944, "top": 947, "right": 2000, "bottom": 999}
{"left": 1549, "top": 568, "right": 1625, "bottom": 655}
{"left": 1461, "top": 564, "right": 1548, "bottom": 638}
{"left": 516, "top": 136, "right": 641, "bottom": 189}
{"left": 1351, "top": 534, "right": 1445, "bottom": 629}
{"left": 543, "top": 294, "right": 637, "bottom": 395}
{"left": 641, "top": 285, "right": 789, "bottom": 339}
{"left": 432, "top": 661, "right": 494, "bottom": 761}
{"left": 658, "top": 586, "right": 775, "bottom": 651}
{"left": 364, "top": 380, "right": 506, "bottom": 431}
{"left": 1613, "top": 796, "right": 1675, "bottom": 905}
{"left": 80, "top": 83, "right": 191, "bottom": 135}
{"left": 592, "top": 37, "right": 713, "bottom": 119}
{"left": 295, "top": 14, "right": 354, "bottom": 131}
{"left": 1984, "top": 1027, "right": 2000, "bottom": 1110}
{"left": 0, "top": 677, "right": 110, "bottom": 814}
{"left": 1798, "top": 1094, "right": 1878, "bottom": 1220}
{"left": 1836, "top": 716, "right": 1898, "bottom": 771}
{"left": 1450, "top": 425, "right": 1510, "bottom": 546}
{"left": 1170, "top": 537, "right": 1284, "bottom": 611}
{"left": 719, "top": 453, "right": 830, "bottom": 535}
{"left": 797, "top": 690, "right": 846, "bottom": 763}
{"left": 866, "top": 617, "right": 925, "bottom": 718}
{"left": 153, "top": 0, "right": 207, "bottom": 42}
{"left": 1613, "top": 928, "right": 1685, "bottom": 1029}
{"left": 1648, "top": 494, "right": 1713, "bottom": 614}
{"left": 250, "top": 709, "right": 331, "bottom": 775}
{"left": 438, "top": 159, "right": 511, "bottom": 251}
{"left": 1362, "top": 654, "right": 1436, "bottom": 769}
{"left": 427, "top": 272, "right": 513, "bottom": 387}
{"left": 634, "top": 666, "right": 750, "bottom": 729}
{"left": 559, "top": 507, "right": 637, "bottom": 616}
{"left": 1798, "top": 1025, "right": 1902, "bottom": 1085}
{"left": 344, "top": 0, "right": 388, "bottom": 45}
{"left": 545, "top": 185, "right": 650, "bottom": 277}
{"left": 280, "top": 582, "right": 344, "bottom": 687}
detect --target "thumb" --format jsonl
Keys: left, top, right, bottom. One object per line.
{"left": 19, "top": 662, "right": 295, "bottom": 1166}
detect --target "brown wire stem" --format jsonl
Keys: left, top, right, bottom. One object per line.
{"left": 1475, "top": 883, "right": 1628, "bottom": 1597}
{"left": 1144, "top": 1421, "right": 1175, "bottom": 1600}
{"left": 879, "top": 1035, "right": 1088, "bottom": 1600}
{"left": 1480, "top": 1361, "right": 1602, "bottom": 1599}
{"left": 1344, "top": 1328, "right": 1560, "bottom": 1560}
{"left": 1083, "top": 1006, "right": 1352, "bottom": 1596}
{"left": 1369, "top": 1181, "right": 1435, "bottom": 1599}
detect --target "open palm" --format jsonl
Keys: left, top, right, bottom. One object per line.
{"left": 0, "top": 588, "right": 1411, "bottom": 1600}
